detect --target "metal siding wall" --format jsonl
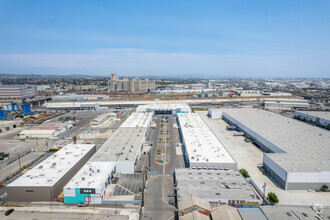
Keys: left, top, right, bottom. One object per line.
{"left": 263, "top": 154, "right": 287, "bottom": 182}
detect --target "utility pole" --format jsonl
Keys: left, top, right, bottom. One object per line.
{"left": 263, "top": 182, "right": 266, "bottom": 205}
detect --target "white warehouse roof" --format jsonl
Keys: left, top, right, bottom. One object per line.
{"left": 136, "top": 103, "right": 191, "bottom": 113}
{"left": 222, "top": 108, "right": 330, "bottom": 172}
{"left": 8, "top": 144, "right": 96, "bottom": 187}
{"left": 120, "top": 112, "right": 153, "bottom": 128}
{"left": 90, "top": 127, "right": 146, "bottom": 162}
{"left": 178, "top": 113, "right": 236, "bottom": 166}
{"left": 64, "top": 161, "right": 116, "bottom": 189}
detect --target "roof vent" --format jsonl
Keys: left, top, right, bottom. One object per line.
{"left": 82, "top": 177, "right": 85, "bottom": 181}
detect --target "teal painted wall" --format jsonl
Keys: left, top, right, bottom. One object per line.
{"left": 64, "top": 188, "right": 89, "bottom": 204}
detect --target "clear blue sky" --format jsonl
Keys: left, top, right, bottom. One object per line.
{"left": 0, "top": 0, "right": 329, "bottom": 78}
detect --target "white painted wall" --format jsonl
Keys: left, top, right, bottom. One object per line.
{"left": 287, "top": 171, "right": 330, "bottom": 183}
{"left": 116, "top": 161, "right": 135, "bottom": 174}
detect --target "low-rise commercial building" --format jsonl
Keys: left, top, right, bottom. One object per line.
{"left": 64, "top": 162, "right": 116, "bottom": 204}
{"left": 177, "top": 113, "right": 237, "bottom": 169}
{"left": 175, "top": 168, "right": 260, "bottom": 207}
{"left": 178, "top": 196, "right": 211, "bottom": 217}
{"left": 19, "top": 122, "right": 72, "bottom": 138}
{"left": 7, "top": 144, "right": 96, "bottom": 202}
{"left": 0, "top": 121, "right": 20, "bottom": 133}
{"left": 90, "top": 127, "right": 147, "bottom": 174}
{"left": 219, "top": 108, "right": 330, "bottom": 190}
{"left": 90, "top": 113, "right": 116, "bottom": 127}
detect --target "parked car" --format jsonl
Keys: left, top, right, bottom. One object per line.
{"left": 168, "top": 200, "right": 175, "bottom": 206}
{"left": 168, "top": 192, "right": 175, "bottom": 197}
{"left": 5, "top": 209, "right": 14, "bottom": 216}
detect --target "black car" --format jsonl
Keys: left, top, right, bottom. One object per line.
{"left": 5, "top": 209, "right": 14, "bottom": 216}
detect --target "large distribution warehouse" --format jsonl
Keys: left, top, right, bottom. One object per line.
{"left": 177, "top": 113, "right": 237, "bottom": 169}
{"left": 294, "top": 111, "right": 330, "bottom": 129}
{"left": 64, "top": 162, "right": 116, "bottom": 204}
{"left": 210, "top": 108, "right": 330, "bottom": 190}
{"left": 7, "top": 144, "right": 96, "bottom": 201}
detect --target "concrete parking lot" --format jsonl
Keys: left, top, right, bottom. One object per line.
{"left": 197, "top": 111, "right": 330, "bottom": 206}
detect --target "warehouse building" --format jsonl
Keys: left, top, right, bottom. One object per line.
{"left": 175, "top": 168, "right": 260, "bottom": 207}
{"left": 263, "top": 98, "right": 309, "bottom": 109}
{"left": 219, "top": 108, "right": 330, "bottom": 190}
{"left": 64, "top": 162, "right": 116, "bottom": 204}
{"left": 90, "top": 127, "right": 147, "bottom": 174}
{"left": 0, "top": 121, "right": 20, "bottom": 133}
{"left": 136, "top": 103, "right": 191, "bottom": 115}
{"left": 79, "top": 129, "right": 100, "bottom": 139}
{"left": 120, "top": 112, "right": 153, "bottom": 129}
{"left": 90, "top": 113, "right": 117, "bottom": 127}
{"left": 7, "top": 144, "right": 96, "bottom": 202}
{"left": 19, "top": 122, "right": 72, "bottom": 138}
{"left": 177, "top": 113, "right": 237, "bottom": 169}
{"left": 294, "top": 111, "right": 330, "bottom": 129}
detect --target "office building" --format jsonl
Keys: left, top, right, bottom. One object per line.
{"left": 108, "top": 73, "right": 156, "bottom": 92}
{"left": 0, "top": 84, "right": 37, "bottom": 101}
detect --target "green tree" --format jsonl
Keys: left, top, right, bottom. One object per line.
{"left": 239, "top": 168, "right": 250, "bottom": 178}
{"left": 267, "top": 192, "right": 279, "bottom": 205}
{"left": 321, "top": 185, "right": 328, "bottom": 191}
{"left": 72, "top": 136, "right": 77, "bottom": 144}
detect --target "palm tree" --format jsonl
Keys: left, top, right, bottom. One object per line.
{"left": 72, "top": 136, "right": 77, "bottom": 144}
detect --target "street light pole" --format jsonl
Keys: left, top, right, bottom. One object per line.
{"left": 263, "top": 182, "right": 266, "bottom": 205}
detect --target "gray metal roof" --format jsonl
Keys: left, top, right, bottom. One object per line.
{"left": 237, "top": 208, "right": 267, "bottom": 220}
{"left": 221, "top": 108, "right": 330, "bottom": 173}
{"left": 90, "top": 127, "right": 147, "bottom": 162}
{"left": 260, "top": 205, "right": 318, "bottom": 220}
{"left": 175, "top": 168, "right": 260, "bottom": 202}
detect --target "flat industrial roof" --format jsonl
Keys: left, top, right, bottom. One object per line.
{"left": 20, "top": 129, "right": 56, "bottom": 135}
{"left": 90, "top": 127, "right": 147, "bottom": 162}
{"left": 296, "top": 111, "right": 330, "bottom": 121}
{"left": 136, "top": 103, "right": 191, "bottom": 112}
{"left": 260, "top": 205, "right": 318, "bottom": 220}
{"left": 175, "top": 168, "right": 259, "bottom": 202}
{"left": 91, "top": 113, "right": 116, "bottom": 123}
{"left": 120, "top": 113, "right": 152, "bottom": 128}
{"left": 8, "top": 144, "right": 95, "bottom": 187}
{"left": 64, "top": 161, "right": 116, "bottom": 189}
{"left": 178, "top": 113, "right": 235, "bottom": 164}
{"left": 221, "top": 108, "right": 330, "bottom": 172}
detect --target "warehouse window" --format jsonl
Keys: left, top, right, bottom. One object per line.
{"left": 26, "top": 190, "right": 34, "bottom": 192}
